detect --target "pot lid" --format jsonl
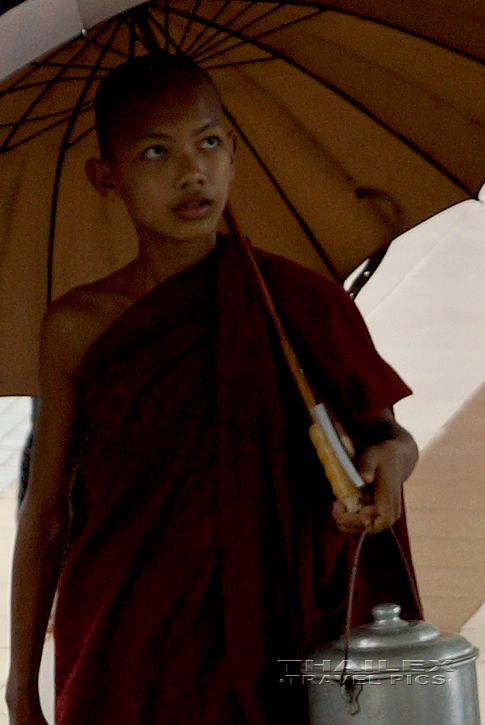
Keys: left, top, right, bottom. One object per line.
{"left": 307, "top": 604, "right": 477, "bottom": 674}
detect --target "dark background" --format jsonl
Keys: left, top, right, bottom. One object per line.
{"left": 0, "top": 0, "right": 26, "bottom": 15}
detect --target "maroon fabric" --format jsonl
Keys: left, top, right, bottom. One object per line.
{"left": 54, "top": 234, "right": 419, "bottom": 724}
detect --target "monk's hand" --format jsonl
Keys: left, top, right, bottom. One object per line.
{"left": 331, "top": 410, "right": 418, "bottom": 535}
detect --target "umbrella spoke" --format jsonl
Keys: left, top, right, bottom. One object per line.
{"left": 2, "top": 2, "right": 475, "bottom": 196}
{"left": 127, "top": 13, "right": 136, "bottom": 58}
{"left": 168, "top": 4, "right": 475, "bottom": 195}
{"left": 29, "top": 61, "right": 114, "bottom": 71}
{"left": 0, "top": 102, "right": 92, "bottom": 129}
{"left": 192, "top": 1, "right": 288, "bottom": 61}
{"left": 166, "top": 4, "right": 273, "bottom": 65}
{"left": 131, "top": 5, "right": 168, "bottom": 53}
{"left": 1, "top": 107, "right": 94, "bottom": 153}
{"left": 319, "top": 5, "right": 485, "bottom": 66}
{"left": 0, "top": 33, "right": 83, "bottom": 97}
{"left": 0, "top": 76, "right": 107, "bottom": 96}
{"left": 67, "top": 124, "right": 96, "bottom": 151}
{"left": 2, "top": 117, "right": 77, "bottom": 152}
{"left": 89, "top": 37, "right": 130, "bottom": 60}
{"left": 206, "top": 55, "right": 274, "bottom": 68}
{"left": 222, "top": 103, "right": 339, "bottom": 278}
{"left": 190, "top": 0, "right": 261, "bottom": 58}
{"left": 182, "top": 0, "right": 234, "bottom": 55}
{"left": 177, "top": 0, "right": 205, "bottom": 51}
{"left": 146, "top": 7, "right": 186, "bottom": 54}
{"left": 197, "top": 7, "right": 323, "bottom": 63}
{"left": 184, "top": 0, "right": 325, "bottom": 58}
{"left": 166, "top": 4, "right": 317, "bottom": 68}
{"left": 163, "top": 0, "right": 172, "bottom": 51}
{"left": 2, "top": 102, "right": 92, "bottom": 154}
{"left": 120, "top": 11, "right": 155, "bottom": 55}
{"left": 217, "top": 0, "right": 260, "bottom": 28}
{"left": 0, "top": 22, "right": 115, "bottom": 153}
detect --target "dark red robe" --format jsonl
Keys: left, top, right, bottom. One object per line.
{"left": 54, "top": 234, "right": 419, "bottom": 724}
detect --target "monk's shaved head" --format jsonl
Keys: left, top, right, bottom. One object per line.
{"left": 94, "top": 52, "right": 222, "bottom": 159}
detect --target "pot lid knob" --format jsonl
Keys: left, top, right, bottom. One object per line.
{"left": 371, "top": 603, "right": 408, "bottom": 630}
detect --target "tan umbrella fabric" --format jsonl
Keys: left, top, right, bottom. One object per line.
{"left": 1, "top": 0, "right": 485, "bottom": 395}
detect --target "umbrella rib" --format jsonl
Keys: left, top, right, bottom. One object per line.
{"left": 136, "top": 8, "right": 170, "bottom": 54}
{"left": 29, "top": 61, "right": 113, "bottom": 70}
{"left": 127, "top": 13, "right": 136, "bottom": 58}
{"left": 217, "top": 0, "right": 260, "bottom": 28}
{"left": 145, "top": 10, "right": 186, "bottom": 54}
{"left": 46, "top": 19, "right": 124, "bottom": 306}
{"left": 0, "top": 32, "right": 86, "bottom": 97}
{"left": 329, "top": 6, "right": 485, "bottom": 67}
{"left": 0, "top": 76, "right": 107, "bottom": 95}
{"left": 121, "top": 12, "right": 155, "bottom": 55}
{"left": 175, "top": 0, "right": 485, "bottom": 64}
{"left": 182, "top": 0, "right": 234, "bottom": 55}
{"left": 0, "top": 22, "right": 113, "bottom": 152}
{"left": 143, "top": 3, "right": 180, "bottom": 53}
{"left": 0, "top": 111, "right": 93, "bottom": 154}
{"left": 67, "top": 124, "right": 96, "bottom": 150}
{"left": 222, "top": 104, "right": 340, "bottom": 279}
{"left": 167, "top": 5, "right": 316, "bottom": 65}
{"left": 191, "top": 2, "right": 288, "bottom": 60}
{"left": 195, "top": 7, "right": 322, "bottom": 64}
{"left": 168, "top": 5, "right": 475, "bottom": 195}
{"left": 177, "top": 0, "right": 205, "bottom": 52}
{"left": 90, "top": 37, "right": 129, "bottom": 59}
{"left": 162, "top": 0, "right": 171, "bottom": 51}
{"left": 206, "top": 56, "right": 274, "bottom": 69}
{"left": 193, "top": 1, "right": 296, "bottom": 60}
{"left": 189, "top": 0, "right": 261, "bottom": 58}
{"left": 0, "top": 102, "right": 92, "bottom": 128}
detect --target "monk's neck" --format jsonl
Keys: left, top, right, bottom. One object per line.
{"left": 134, "top": 232, "right": 217, "bottom": 290}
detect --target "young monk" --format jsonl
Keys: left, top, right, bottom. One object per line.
{"left": 7, "top": 53, "right": 420, "bottom": 725}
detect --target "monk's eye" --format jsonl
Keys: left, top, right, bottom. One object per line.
{"left": 143, "top": 146, "right": 167, "bottom": 160}
{"left": 200, "top": 135, "right": 221, "bottom": 150}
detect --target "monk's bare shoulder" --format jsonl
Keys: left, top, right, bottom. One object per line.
{"left": 40, "top": 264, "right": 141, "bottom": 380}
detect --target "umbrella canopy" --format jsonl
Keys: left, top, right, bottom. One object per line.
{"left": 1, "top": 0, "right": 485, "bottom": 395}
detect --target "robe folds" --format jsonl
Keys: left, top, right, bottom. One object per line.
{"left": 54, "top": 233, "right": 420, "bottom": 725}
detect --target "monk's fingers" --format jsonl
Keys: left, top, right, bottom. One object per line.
{"left": 355, "top": 446, "right": 379, "bottom": 486}
{"left": 332, "top": 501, "right": 376, "bottom": 534}
{"left": 365, "top": 478, "right": 403, "bottom": 534}
{"left": 366, "top": 511, "right": 395, "bottom": 534}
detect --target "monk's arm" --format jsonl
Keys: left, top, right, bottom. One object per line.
{"left": 6, "top": 307, "right": 81, "bottom": 724}
{"left": 332, "top": 408, "right": 418, "bottom": 535}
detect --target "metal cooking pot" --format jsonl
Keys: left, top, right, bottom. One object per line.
{"left": 303, "top": 603, "right": 480, "bottom": 724}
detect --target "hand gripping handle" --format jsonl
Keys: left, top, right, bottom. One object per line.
{"left": 309, "top": 404, "right": 363, "bottom": 513}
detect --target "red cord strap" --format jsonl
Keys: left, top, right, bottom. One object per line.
{"left": 339, "top": 525, "right": 423, "bottom": 714}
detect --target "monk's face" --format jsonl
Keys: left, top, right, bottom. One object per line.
{"left": 96, "top": 78, "right": 235, "bottom": 246}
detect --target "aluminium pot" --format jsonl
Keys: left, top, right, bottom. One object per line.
{"left": 302, "top": 603, "right": 480, "bottom": 724}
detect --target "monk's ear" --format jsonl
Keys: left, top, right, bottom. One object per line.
{"left": 85, "top": 157, "right": 117, "bottom": 196}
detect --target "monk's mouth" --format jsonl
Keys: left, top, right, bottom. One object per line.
{"left": 173, "top": 198, "right": 213, "bottom": 220}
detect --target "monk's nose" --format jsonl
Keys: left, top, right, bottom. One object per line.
{"left": 176, "top": 153, "right": 206, "bottom": 188}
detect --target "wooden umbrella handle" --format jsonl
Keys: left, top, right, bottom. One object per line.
{"left": 308, "top": 423, "right": 361, "bottom": 513}
{"left": 224, "top": 208, "right": 363, "bottom": 512}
